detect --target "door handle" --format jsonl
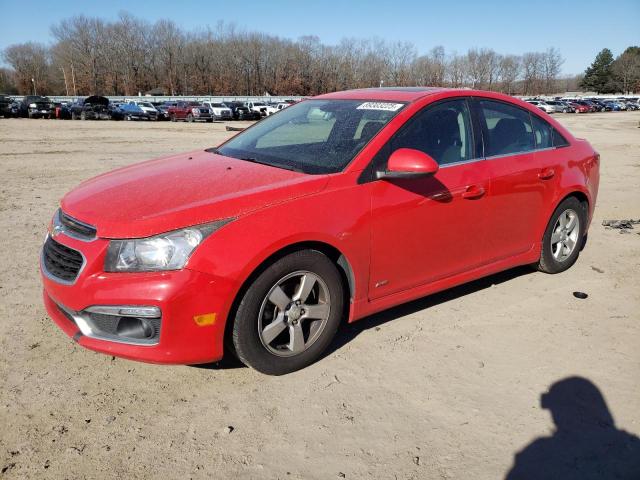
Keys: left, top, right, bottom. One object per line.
{"left": 538, "top": 168, "right": 555, "bottom": 180}
{"left": 461, "top": 185, "right": 485, "bottom": 199}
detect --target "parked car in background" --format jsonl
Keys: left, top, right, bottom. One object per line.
{"left": 40, "top": 87, "right": 599, "bottom": 374}
{"left": 17, "top": 95, "right": 54, "bottom": 118}
{"left": 151, "top": 102, "right": 172, "bottom": 120}
{"left": 202, "top": 102, "right": 233, "bottom": 120}
{"left": 168, "top": 101, "right": 213, "bottom": 122}
{"left": 544, "top": 100, "right": 574, "bottom": 113}
{"left": 569, "top": 101, "right": 595, "bottom": 113}
{"left": 0, "top": 94, "right": 13, "bottom": 117}
{"left": 275, "top": 102, "right": 290, "bottom": 111}
{"left": 567, "top": 102, "right": 589, "bottom": 114}
{"left": 109, "top": 102, "right": 149, "bottom": 121}
{"left": 624, "top": 100, "right": 640, "bottom": 111}
{"left": 585, "top": 99, "right": 607, "bottom": 111}
{"left": 225, "top": 101, "right": 261, "bottom": 120}
{"left": 526, "top": 100, "right": 555, "bottom": 114}
{"left": 126, "top": 100, "right": 159, "bottom": 120}
{"left": 71, "top": 96, "right": 111, "bottom": 120}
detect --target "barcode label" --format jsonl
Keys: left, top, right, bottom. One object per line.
{"left": 357, "top": 102, "right": 404, "bottom": 111}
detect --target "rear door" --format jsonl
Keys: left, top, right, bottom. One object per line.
{"left": 474, "top": 98, "right": 546, "bottom": 262}
{"left": 369, "top": 98, "right": 489, "bottom": 299}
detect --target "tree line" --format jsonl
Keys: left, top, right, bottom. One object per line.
{"left": 580, "top": 47, "right": 640, "bottom": 94}
{"left": 0, "top": 12, "right": 593, "bottom": 97}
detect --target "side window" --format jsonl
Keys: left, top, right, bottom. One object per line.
{"left": 530, "top": 114, "right": 553, "bottom": 149}
{"left": 552, "top": 130, "right": 570, "bottom": 147}
{"left": 390, "top": 99, "right": 474, "bottom": 165}
{"left": 479, "top": 100, "right": 535, "bottom": 156}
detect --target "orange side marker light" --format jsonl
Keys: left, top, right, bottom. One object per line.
{"left": 194, "top": 313, "right": 217, "bottom": 326}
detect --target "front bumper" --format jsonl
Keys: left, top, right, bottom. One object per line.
{"left": 41, "top": 234, "right": 235, "bottom": 364}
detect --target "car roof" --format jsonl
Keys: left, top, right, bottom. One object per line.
{"left": 315, "top": 87, "right": 452, "bottom": 102}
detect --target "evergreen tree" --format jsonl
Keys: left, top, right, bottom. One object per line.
{"left": 580, "top": 48, "right": 616, "bottom": 93}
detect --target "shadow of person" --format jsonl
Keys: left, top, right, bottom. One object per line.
{"left": 506, "top": 377, "right": 640, "bottom": 479}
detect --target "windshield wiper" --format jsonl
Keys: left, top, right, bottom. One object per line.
{"left": 207, "top": 148, "right": 304, "bottom": 173}
{"left": 238, "top": 156, "right": 304, "bottom": 173}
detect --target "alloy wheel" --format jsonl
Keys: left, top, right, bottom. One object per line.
{"left": 258, "top": 271, "right": 331, "bottom": 357}
{"left": 550, "top": 209, "right": 580, "bottom": 262}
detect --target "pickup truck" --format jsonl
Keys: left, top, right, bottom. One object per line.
{"left": 201, "top": 102, "right": 233, "bottom": 120}
{"left": 245, "top": 101, "right": 277, "bottom": 117}
{"left": 168, "top": 101, "right": 213, "bottom": 122}
{"left": 17, "top": 95, "right": 54, "bottom": 118}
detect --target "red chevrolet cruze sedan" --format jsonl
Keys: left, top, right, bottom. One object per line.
{"left": 41, "top": 88, "right": 600, "bottom": 374}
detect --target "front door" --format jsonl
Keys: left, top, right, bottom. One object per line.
{"left": 369, "top": 98, "right": 489, "bottom": 300}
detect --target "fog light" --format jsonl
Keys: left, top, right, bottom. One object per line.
{"left": 116, "top": 317, "right": 155, "bottom": 339}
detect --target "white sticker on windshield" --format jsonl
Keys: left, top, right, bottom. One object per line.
{"left": 356, "top": 102, "right": 404, "bottom": 111}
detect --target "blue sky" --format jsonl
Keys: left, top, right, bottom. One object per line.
{"left": 1, "top": 0, "right": 638, "bottom": 74}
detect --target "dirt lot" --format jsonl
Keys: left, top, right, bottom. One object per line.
{"left": 1, "top": 113, "right": 639, "bottom": 479}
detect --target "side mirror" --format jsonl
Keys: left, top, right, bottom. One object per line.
{"left": 377, "top": 148, "right": 439, "bottom": 180}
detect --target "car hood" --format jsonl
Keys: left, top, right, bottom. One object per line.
{"left": 84, "top": 95, "right": 109, "bottom": 106}
{"left": 61, "top": 150, "right": 328, "bottom": 238}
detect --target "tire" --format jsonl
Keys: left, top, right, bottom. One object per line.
{"left": 232, "top": 250, "right": 344, "bottom": 375}
{"left": 80, "top": 111, "right": 86, "bottom": 120}
{"left": 71, "top": 111, "right": 77, "bottom": 120}
{"left": 187, "top": 114, "right": 194, "bottom": 123}
{"left": 537, "top": 197, "right": 586, "bottom": 274}
{"left": 170, "top": 114, "right": 176, "bottom": 122}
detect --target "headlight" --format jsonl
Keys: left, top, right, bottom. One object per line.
{"left": 29, "top": 103, "right": 37, "bottom": 108}
{"left": 104, "top": 219, "right": 232, "bottom": 272}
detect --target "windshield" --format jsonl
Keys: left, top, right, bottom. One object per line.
{"left": 140, "top": 102, "right": 154, "bottom": 108}
{"left": 216, "top": 99, "right": 405, "bottom": 174}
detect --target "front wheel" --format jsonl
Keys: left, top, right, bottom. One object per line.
{"left": 232, "top": 250, "right": 344, "bottom": 375}
{"left": 537, "top": 197, "right": 586, "bottom": 274}
{"left": 186, "top": 114, "right": 194, "bottom": 123}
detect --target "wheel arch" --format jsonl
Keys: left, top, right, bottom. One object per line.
{"left": 222, "top": 240, "right": 355, "bottom": 353}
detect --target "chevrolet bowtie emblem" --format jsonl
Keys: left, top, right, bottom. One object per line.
{"left": 51, "top": 224, "right": 64, "bottom": 237}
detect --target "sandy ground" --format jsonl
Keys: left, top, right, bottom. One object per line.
{"left": 0, "top": 113, "right": 638, "bottom": 479}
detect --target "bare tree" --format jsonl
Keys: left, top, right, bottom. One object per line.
{"left": 3, "top": 42, "right": 50, "bottom": 94}
{"left": 498, "top": 55, "right": 521, "bottom": 95}
{"left": 3, "top": 11, "right": 581, "bottom": 96}
{"left": 612, "top": 51, "right": 640, "bottom": 94}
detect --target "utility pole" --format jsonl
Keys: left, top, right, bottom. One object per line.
{"left": 31, "top": 78, "right": 37, "bottom": 95}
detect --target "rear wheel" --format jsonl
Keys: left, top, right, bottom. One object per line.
{"left": 232, "top": 250, "right": 344, "bottom": 375}
{"left": 538, "top": 197, "right": 586, "bottom": 274}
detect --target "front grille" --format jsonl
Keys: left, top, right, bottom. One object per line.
{"left": 59, "top": 210, "right": 96, "bottom": 240}
{"left": 42, "top": 236, "right": 84, "bottom": 283}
